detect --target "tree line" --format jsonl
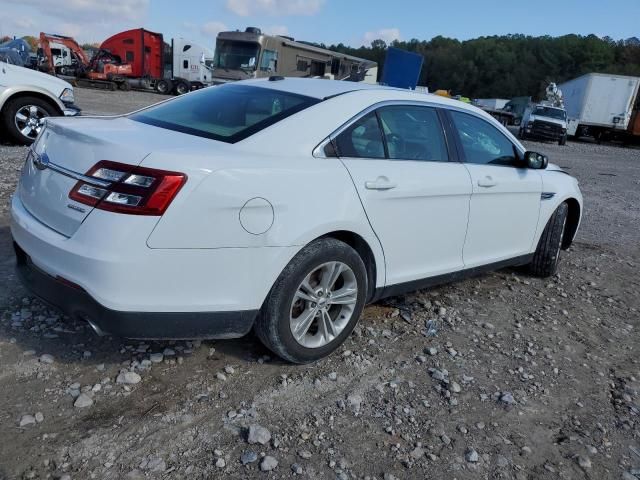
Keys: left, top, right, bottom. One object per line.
{"left": 323, "top": 34, "right": 640, "bottom": 100}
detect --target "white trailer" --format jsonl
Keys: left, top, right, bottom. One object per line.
{"left": 560, "top": 73, "right": 640, "bottom": 138}
{"left": 475, "top": 98, "right": 509, "bottom": 110}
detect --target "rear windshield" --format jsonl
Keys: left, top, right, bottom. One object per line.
{"left": 130, "top": 84, "right": 320, "bottom": 143}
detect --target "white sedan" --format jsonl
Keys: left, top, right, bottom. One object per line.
{"left": 11, "top": 78, "right": 582, "bottom": 363}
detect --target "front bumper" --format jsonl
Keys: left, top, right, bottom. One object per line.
{"left": 62, "top": 103, "right": 81, "bottom": 116}
{"left": 14, "top": 241, "right": 258, "bottom": 339}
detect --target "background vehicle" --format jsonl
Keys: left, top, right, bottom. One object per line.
{"left": 11, "top": 79, "right": 582, "bottom": 363}
{"left": 98, "top": 29, "right": 214, "bottom": 94}
{"left": 560, "top": 73, "right": 640, "bottom": 141}
{"left": 0, "top": 58, "right": 79, "bottom": 144}
{"left": 38, "top": 30, "right": 214, "bottom": 94}
{"left": 39, "top": 32, "right": 134, "bottom": 90}
{"left": 519, "top": 83, "right": 568, "bottom": 145}
{"left": 0, "top": 38, "right": 33, "bottom": 67}
{"left": 520, "top": 104, "right": 568, "bottom": 144}
{"left": 211, "top": 27, "right": 377, "bottom": 84}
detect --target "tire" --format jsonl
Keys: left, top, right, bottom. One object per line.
{"left": 558, "top": 135, "right": 567, "bottom": 146}
{"left": 156, "top": 79, "right": 172, "bottom": 94}
{"left": 529, "top": 202, "right": 568, "bottom": 278}
{"left": 255, "top": 238, "right": 368, "bottom": 364}
{"left": 174, "top": 81, "right": 189, "bottom": 95}
{"left": 1, "top": 96, "right": 58, "bottom": 145}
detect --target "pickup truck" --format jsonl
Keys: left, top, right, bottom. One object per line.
{"left": 519, "top": 104, "right": 568, "bottom": 145}
{"left": 0, "top": 54, "right": 80, "bottom": 145}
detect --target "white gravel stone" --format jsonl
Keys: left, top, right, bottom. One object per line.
{"left": 74, "top": 393, "right": 94, "bottom": 408}
{"left": 19, "top": 415, "right": 36, "bottom": 427}
{"left": 116, "top": 371, "right": 142, "bottom": 385}
{"left": 260, "top": 456, "right": 278, "bottom": 472}
{"left": 465, "top": 448, "right": 479, "bottom": 463}
{"left": 247, "top": 425, "right": 271, "bottom": 445}
{"left": 35, "top": 412, "right": 44, "bottom": 423}
{"left": 149, "top": 353, "right": 163, "bottom": 363}
{"left": 39, "top": 354, "right": 54, "bottom": 364}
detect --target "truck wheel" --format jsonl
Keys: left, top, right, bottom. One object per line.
{"left": 255, "top": 238, "right": 368, "bottom": 364}
{"left": 1, "top": 96, "right": 58, "bottom": 145}
{"left": 529, "top": 202, "right": 568, "bottom": 278}
{"left": 558, "top": 135, "right": 567, "bottom": 146}
{"left": 156, "top": 79, "right": 172, "bottom": 94}
{"left": 174, "top": 81, "right": 190, "bottom": 95}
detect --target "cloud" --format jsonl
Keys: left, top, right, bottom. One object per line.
{"left": 363, "top": 28, "right": 401, "bottom": 46}
{"left": 264, "top": 25, "right": 289, "bottom": 36}
{"left": 226, "top": 0, "right": 324, "bottom": 17}
{"left": 1, "top": 0, "right": 149, "bottom": 43}
{"left": 201, "top": 21, "right": 229, "bottom": 39}
{"left": 20, "top": 0, "right": 148, "bottom": 22}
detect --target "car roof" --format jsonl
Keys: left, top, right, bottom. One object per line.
{"left": 237, "top": 78, "right": 484, "bottom": 113}
{"left": 239, "top": 77, "right": 399, "bottom": 99}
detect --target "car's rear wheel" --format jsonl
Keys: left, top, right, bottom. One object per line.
{"left": 2, "top": 96, "right": 57, "bottom": 145}
{"left": 529, "top": 202, "right": 568, "bottom": 277}
{"left": 255, "top": 238, "right": 367, "bottom": 364}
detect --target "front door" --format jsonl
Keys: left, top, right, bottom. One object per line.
{"left": 448, "top": 110, "right": 542, "bottom": 267}
{"left": 336, "top": 105, "right": 472, "bottom": 287}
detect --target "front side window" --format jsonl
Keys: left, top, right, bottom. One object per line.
{"left": 130, "top": 84, "right": 319, "bottom": 143}
{"left": 450, "top": 111, "right": 518, "bottom": 166}
{"left": 260, "top": 49, "right": 278, "bottom": 72}
{"left": 213, "top": 40, "right": 259, "bottom": 70}
{"left": 334, "top": 112, "right": 385, "bottom": 159}
{"left": 377, "top": 105, "right": 448, "bottom": 161}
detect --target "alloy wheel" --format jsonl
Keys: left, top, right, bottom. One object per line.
{"left": 14, "top": 105, "right": 48, "bottom": 140}
{"left": 289, "top": 261, "right": 358, "bottom": 348}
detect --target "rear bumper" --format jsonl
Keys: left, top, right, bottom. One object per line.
{"left": 14, "top": 242, "right": 258, "bottom": 339}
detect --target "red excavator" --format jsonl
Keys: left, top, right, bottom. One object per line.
{"left": 38, "top": 33, "right": 133, "bottom": 90}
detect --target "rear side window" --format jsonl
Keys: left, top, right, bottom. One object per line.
{"left": 377, "top": 105, "right": 448, "bottom": 161}
{"left": 334, "top": 112, "right": 385, "bottom": 159}
{"left": 130, "top": 84, "right": 320, "bottom": 143}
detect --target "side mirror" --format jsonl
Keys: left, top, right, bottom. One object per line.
{"left": 524, "top": 151, "right": 548, "bottom": 169}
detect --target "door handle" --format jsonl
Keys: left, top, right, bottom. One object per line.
{"left": 477, "top": 176, "right": 497, "bottom": 188}
{"left": 365, "top": 177, "right": 397, "bottom": 190}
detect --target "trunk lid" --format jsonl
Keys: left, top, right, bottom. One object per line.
{"left": 17, "top": 116, "right": 200, "bottom": 237}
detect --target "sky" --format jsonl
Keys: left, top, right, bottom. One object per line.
{"left": 1, "top": 0, "right": 639, "bottom": 49}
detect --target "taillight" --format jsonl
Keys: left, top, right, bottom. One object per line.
{"left": 69, "top": 161, "right": 186, "bottom": 215}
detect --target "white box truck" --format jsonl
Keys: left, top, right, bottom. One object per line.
{"left": 560, "top": 73, "right": 640, "bottom": 141}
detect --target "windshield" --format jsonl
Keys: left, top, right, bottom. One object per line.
{"left": 130, "top": 84, "right": 320, "bottom": 143}
{"left": 534, "top": 106, "right": 566, "bottom": 120}
{"left": 214, "top": 40, "right": 259, "bottom": 70}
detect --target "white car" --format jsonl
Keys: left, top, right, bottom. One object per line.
{"left": 0, "top": 57, "right": 80, "bottom": 144}
{"left": 11, "top": 78, "right": 582, "bottom": 363}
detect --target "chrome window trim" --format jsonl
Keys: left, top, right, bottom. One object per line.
{"left": 313, "top": 99, "right": 526, "bottom": 159}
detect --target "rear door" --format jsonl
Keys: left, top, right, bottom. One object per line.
{"left": 336, "top": 104, "right": 472, "bottom": 287}
{"left": 447, "top": 110, "right": 542, "bottom": 267}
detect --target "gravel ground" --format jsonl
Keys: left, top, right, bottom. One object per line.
{"left": 0, "top": 89, "right": 639, "bottom": 480}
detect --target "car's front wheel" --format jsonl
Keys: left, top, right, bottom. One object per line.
{"left": 529, "top": 202, "right": 568, "bottom": 277}
{"left": 255, "top": 238, "right": 368, "bottom": 364}
{"left": 2, "top": 96, "right": 57, "bottom": 145}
